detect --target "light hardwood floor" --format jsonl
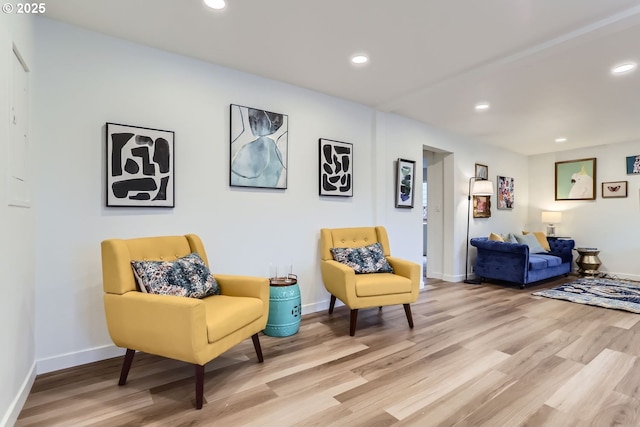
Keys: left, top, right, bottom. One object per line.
{"left": 17, "top": 277, "right": 640, "bottom": 426}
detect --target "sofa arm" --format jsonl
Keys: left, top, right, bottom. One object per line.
{"left": 321, "top": 259, "right": 357, "bottom": 306}
{"left": 214, "top": 274, "right": 270, "bottom": 320}
{"left": 214, "top": 274, "right": 269, "bottom": 300}
{"left": 104, "top": 292, "right": 208, "bottom": 364}
{"left": 548, "top": 239, "right": 575, "bottom": 264}
{"left": 470, "top": 238, "right": 528, "bottom": 255}
{"left": 386, "top": 256, "right": 420, "bottom": 291}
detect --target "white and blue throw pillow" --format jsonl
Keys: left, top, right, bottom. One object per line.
{"left": 330, "top": 242, "right": 394, "bottom": 274}
{"left": 131, "top": 252, "right": 221, "bottom": 298}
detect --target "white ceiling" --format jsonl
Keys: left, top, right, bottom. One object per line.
{"left": 43, "top": 0, "right": 640, "bottom": 155}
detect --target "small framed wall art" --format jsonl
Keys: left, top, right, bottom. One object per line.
{"left": 555, "top": 157, "right": 596, "bottom": 201}
{"left": 106, "top": 122, "right": 175, "bottom": 207}
{"left": 395, "top": 158, "right": 416, "bottom": 208}
{"left": 602, "top": 181, "right": 627, "bottom": 198}
{"left": 319, "top": 138, "right": 353, "bottom": 197}
{"left": 475, "top": 163, "right": 488, "bottom": 180}
{"left": 473, "top": 195, "right": 491, "bottom": 218}
{"left": 230, "top": 104, "right": 289, "bottom": 189}
{"left": 497, "top": 176, "right": 514, "bottom": 209}
{"left": 626, "top": 155, "right": 640, "bottom": 174}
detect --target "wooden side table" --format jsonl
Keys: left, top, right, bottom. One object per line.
{"left": 574, "top": 248, "right": 602, "bottom": 277}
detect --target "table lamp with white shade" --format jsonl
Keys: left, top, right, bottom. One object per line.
{"left": 541, "top": 211, "right": 562, "bottom": 237}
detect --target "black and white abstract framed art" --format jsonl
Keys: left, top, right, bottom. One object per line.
{"left": 319, "top": 138, "right": 353, "bottom": 197}
{"left": 105, "top": 122, "right": 175, "bottom": 207}
{"left": 230, "top": 104, "right": 289, "bottom": 189}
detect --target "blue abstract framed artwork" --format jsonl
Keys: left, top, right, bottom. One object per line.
{"left": 395, "top": 158, "right": 415, "bottom": 208}
{"left": 105, "top": 122, "right": 175, "bottom": 207}
{"left": 230, "top": 104, "right": 288, "bottom": 189}
{"left": 626, "top": 155, "right": 640, "bottom": 174}
{"left": 319, "top": 138, "right": 353, "bottom": 197}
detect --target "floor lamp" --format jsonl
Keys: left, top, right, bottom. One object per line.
{"left": 464, "top": 177, "right": 495, "bottom": 284}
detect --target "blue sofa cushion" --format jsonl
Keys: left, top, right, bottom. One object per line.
{"left": 537, "top": 254, "right": 562, "bottom": 267}
{"left": 529, "top": 254, "right": 562, "bottom": 270}
{"left": 528, "top": 255, "right": 548, "bottom": 270}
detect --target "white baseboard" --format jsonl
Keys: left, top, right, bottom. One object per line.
{"left": 36, "top": 344, "right": 125, "bottom": 375}
{"left": 598, "top": 271, "right": 640, "bottom": 282}
{"left": 1, "top": 361, "right": 35, "bottom": 427}
{"left": 302, "top": 299, "right": 342, "bottom": 315}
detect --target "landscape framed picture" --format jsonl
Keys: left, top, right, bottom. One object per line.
{"left": 395, "top": 158, "right": 416, "bottom": 208}
{"left": 230, "top": 104, "right": 289, "bottom": 189}
{"left": 319, "top": 138, "right": 353, "bottom": 197}
{"left": 602, "top": 180, "right": 627, "bottom": 198}
{"left": 555, "top": 157, "right": 596, "bottom": 201}
{"left": 497, "top": 176, "right": 514, "bottom": 209}
{"left": 105, "top": 122, "right": 175, "bottom": 207}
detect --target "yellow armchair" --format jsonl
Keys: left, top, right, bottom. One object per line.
{"left": 101, "top": 234, "right": 269, "bottom": 409}
{"left": 320, "top": 226, "right": 420, "bottom": 336}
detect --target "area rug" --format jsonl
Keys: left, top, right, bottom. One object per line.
{"left": 532, "top": 278, "right": 640, "bottom": 314}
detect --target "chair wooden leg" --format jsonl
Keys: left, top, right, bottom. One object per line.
{"left": 403, "top": 304, "right": 414, "bottom": 329}
{"left": 349, "top": 309, "right": 358, "bottom": 336}
{"left": 118, "top": 349, "right": 135, "bottom": 386}
{"left": 329, "top": 295, "right": 336, "bottom": 314}
{"left": 195, "top": 364, "right": 204, "bottom": 410}
{"left": 251, "top": 333, "right": 264, "bottom": 363}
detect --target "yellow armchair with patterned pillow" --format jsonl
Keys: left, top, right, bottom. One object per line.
{"left": 101, "top": 234, "right": 269, "bottom": 409}
{"left": 320, "top": 226, "right": 420, "bottom": 336}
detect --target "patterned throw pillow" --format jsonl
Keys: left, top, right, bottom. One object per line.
{"left": 330, "top": 242, "right": 394, "bottom": 274}
{"left": 131, "top": 253, "right": 221, "bottom": 298}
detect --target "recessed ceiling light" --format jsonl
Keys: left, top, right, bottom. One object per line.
{"left": 611, "top": 62, "right": 637, "bottom": 75}
{"left": 351, "top": 55, "right": 368, "bottom": 64}
{"left": 555, "top": 137, "right": 567, "bottom": 143}
{"left": 474, "top": 102, "right": 490, "bottom": 111}
{"left": 204, "top": 0, "right": 226, "bottom": 10}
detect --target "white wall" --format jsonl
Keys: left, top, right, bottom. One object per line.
{"left": 26, "top": 16, "right": 530, "bottom": 379}
{"left": 529, "top": 141, "right": 640, "bottom": 280}
{"left": 0, "top": 12, "right": 36, "bottom": 427}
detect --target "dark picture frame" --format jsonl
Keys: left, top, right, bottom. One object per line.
{"left": 319, "top": 138, "right": 353, "bottom": 197}
{"left": 395, "top": 158, "right": 416, "bottom": 208}
{"left": 230, "top": 104, "right": 289, "bottom": 189}
{"left": 473, "top": 195, "right": 491, "bottom": 218}
{"left": 555, "top": 158, "right": 597, "bottom": 200}
{"left": 475, "top": 163, "right": 488, "bottom": 180}
{"left": 497, "top": 176, "right": 514, "bottom": 209}
{"left": 105, "top": 122, "right": 175, "bottom": 207}
{"left": 602, "top": 180, "right": 628, "bottom": 198}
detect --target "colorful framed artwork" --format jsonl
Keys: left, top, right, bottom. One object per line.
{"left": 473, "top": 195, "right": 491, "bottom": 218}
{"left": 602, "top": 181, "right": 627, "bottom": 198}
{"left": 230, "top": 104, "right": 288, "bottom": 189}
{"left": 555, "top": 158, "right": 596, "bottom": 201}
{"left": 395, "top": 158, "right": 416, "bottom": 208}
{"left": 626, "top": 155, "right": 640, "bottom": 174}
{"left": 497, "top": 176, "right": 514, "bottom": 209}
{"left": 319, "top": 138, "right": 353, "bottom": 197}
{"left": 105, "top": 122, "right": 174, "bottom": 207}
{"left": 475, "top": 163, "right": 488, "bottom": 180}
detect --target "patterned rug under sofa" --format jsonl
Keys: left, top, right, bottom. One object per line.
{"left": 532, "top": 277, "right": 640, "bottom": 314}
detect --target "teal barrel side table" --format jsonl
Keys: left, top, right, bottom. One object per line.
{"left": 264, "top": 275, "right": 301, "bottom": 337}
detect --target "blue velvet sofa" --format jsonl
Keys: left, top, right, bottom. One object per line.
{"left": 469, "top": 237, "right": 575, "bottom": 288}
